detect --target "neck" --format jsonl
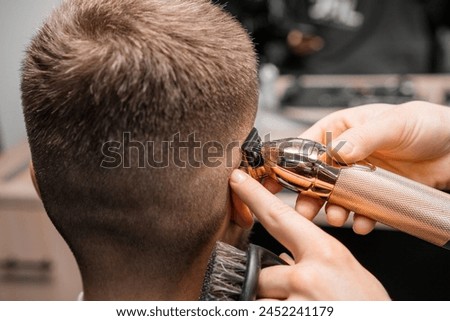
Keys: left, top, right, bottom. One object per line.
{"left": 75, "top": 211, "right": 244, "bottom": 300}
{"left": 78, "top": 241, "right": 215, "bottom": 300}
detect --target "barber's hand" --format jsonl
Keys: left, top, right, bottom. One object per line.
{"left": 296, "top": 101, "right": 450, "bottom": 235}
{"left": 230, "top": 169, "right": 390, "bottom": 300}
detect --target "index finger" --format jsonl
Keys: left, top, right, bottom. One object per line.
{"left": 298, "top": 111, "right": 349, "bottom": 143}
{"left": 299, "top": 104, "right": 395, "bottom": 143}
{"left": 229, "top": 169, "right": 331, "bottom": 259}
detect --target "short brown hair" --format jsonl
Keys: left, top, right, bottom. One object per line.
{"left": 22, "top": 0, "right": 257, "bottom": 279}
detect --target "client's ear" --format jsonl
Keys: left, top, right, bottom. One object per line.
{"left": 29, "top": 162, "right": 42, "bottom": 200}
{"left": 231, "top": 190, "right": 254, "bottom": 230}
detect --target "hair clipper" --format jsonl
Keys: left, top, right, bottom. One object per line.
{"left": 241, "top": 128, "right": 450, "bottom": 249}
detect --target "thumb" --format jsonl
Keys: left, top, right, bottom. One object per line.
{"left": 327, "top": 117, "right": 402, "bottom": 164}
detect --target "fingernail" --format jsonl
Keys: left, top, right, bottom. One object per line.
{"left": 231, "top": 169, "right": 248, "bottom": 183}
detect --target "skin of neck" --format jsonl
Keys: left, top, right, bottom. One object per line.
{"left": 78, "top": 209, "right": 245, "bottom": 301}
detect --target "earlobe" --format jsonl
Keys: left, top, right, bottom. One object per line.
{"left": 231, "top": 190, "right": 254, "bottom": 230}
{"left": 29, "top": 162, "right": 42, "bottom": 200}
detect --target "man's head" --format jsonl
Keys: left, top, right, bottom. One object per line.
{"left": 22, "top": 0, "right": 258, "bottom": 299}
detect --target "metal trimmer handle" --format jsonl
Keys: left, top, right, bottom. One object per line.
{"left": 329, "top": 166, "right": 450, "bottom": 249}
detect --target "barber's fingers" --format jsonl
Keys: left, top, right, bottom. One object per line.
{"left": 258, "top": 263, "right": 321, "bottom": 301}
{"left": 299, "top": 107, "right": 367, "bottom": 144}
{"left": 353, "top": 214, "right": 377, "bottom": 235}
{"left": 329, "top": 115, "right": 404, "bottom": 165}
{"left": 298, "top": 122, "right": 329, "bottom": 143}
{"left": 297, "top": 197, "right": 371, "bottom": 234}
{"left": 257, "top": 265, "right": 291, "bottom": 300}
{"left": 231, "top": 191, "right": 254, "bottom": 230}
{"left": 294, "top": 195, "right": 324, "bottom": 221}
{"left": 296, "top": 196, "right": 351, "bottom": 228}
{"left": 279, "top": 253, "right": 295, "bottom": 265}
{"left": 299, "top": 104, "right": 400, "bottom": 164}
{"left": 325, "top": 204, "right": 350, "bottom": 227}
{"left": 325, "top": 204, "right": 375, "bottom": 233}
{"left": 230, "top": 169, "right": 332, "bottom": 258}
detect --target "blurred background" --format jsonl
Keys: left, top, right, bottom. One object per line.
{"left": 1, "top": 1, "right": 62, "bottom": 151}
{"left": 1, "top": 0, "right": 450, "bottom": 300}
{"left": 0, "top": 0, "right": 82, "bottom": 300}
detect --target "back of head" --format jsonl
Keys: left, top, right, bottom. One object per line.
{"left": 22, "top": 0, "right": 257, "bottom": 290}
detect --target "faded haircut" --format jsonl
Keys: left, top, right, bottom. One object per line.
{"left": 21, "top": 0, "right": 258, "bottom": 276}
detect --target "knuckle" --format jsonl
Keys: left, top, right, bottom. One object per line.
{"left": 318, "top": 240, "right": 350, "bottom": 263}
{"left": 288, "top": 267, "right": 320, "bottom": 291}
{"left": 268, "top": 201, "right": 293, "bottom": 220}
{"left": 319, "top": 246, "right": 336, "bottom": 263}
{"left": 287, "top": 270, "right": 308, "bottom": 291}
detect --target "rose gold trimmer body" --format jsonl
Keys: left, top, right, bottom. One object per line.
{"left": 241, "top": 128, "right": 450, "bottom": 249}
